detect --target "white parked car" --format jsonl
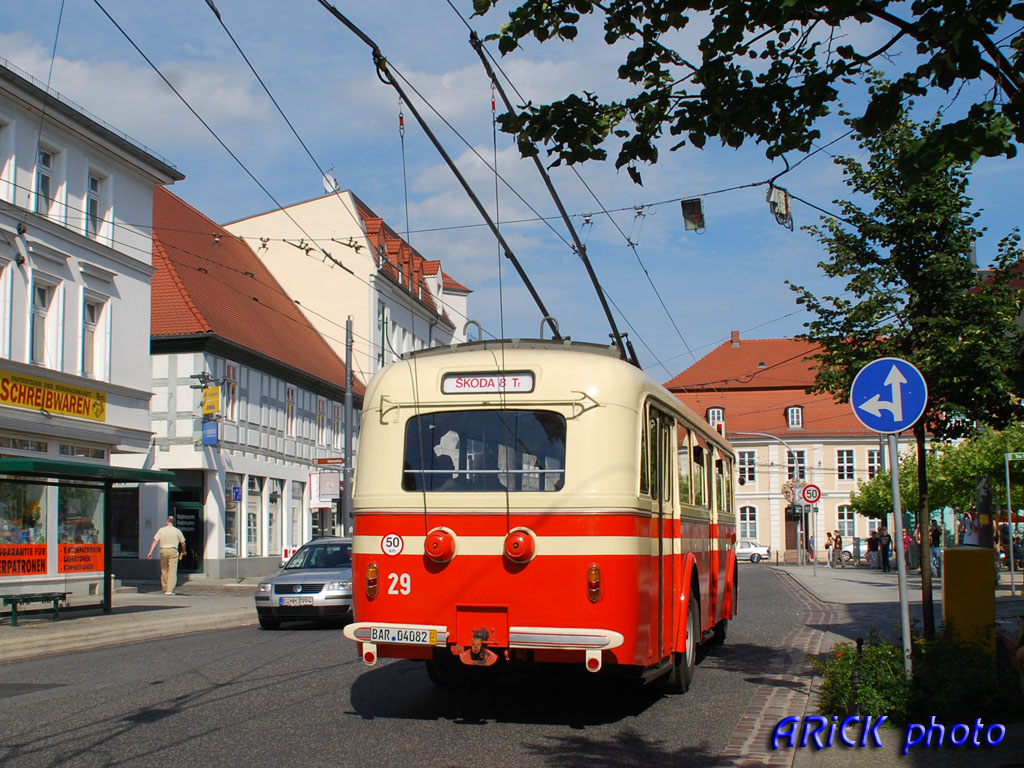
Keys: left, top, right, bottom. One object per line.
{"left": 736, "top": 539, "right": 771, "bottom": 564}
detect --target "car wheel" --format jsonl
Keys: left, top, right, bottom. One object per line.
{"left": 258, "top": 614, "right": 281, "bottom": 630}
{"left": 841, "top": 550, "right": 853, "bottom": 563}
{"left": 664, "top": 594, "right": 699, "bottom": 694}
{"left": 750, "top": 553, "right": 762, "bottom": 564}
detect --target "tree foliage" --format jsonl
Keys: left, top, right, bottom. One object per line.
{"left": 473, "top": 0, "right": 1024, "bottom": 180}
{"left": 851, "top": 422, "right": 1024, "bottom": 517}
{"left": 789, "top": 89, "right": 1024, "bottom": 442}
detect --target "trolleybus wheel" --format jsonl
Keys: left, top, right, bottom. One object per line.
{"left": 709, "top": 619, "right": 728, "bottom": 647}
{"left": 665, "top": 594, "right": 699, "bottom": 694}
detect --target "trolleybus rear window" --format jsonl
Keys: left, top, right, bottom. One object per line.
{"left": 402, "top": 410, "right": 566, "bottom": 492}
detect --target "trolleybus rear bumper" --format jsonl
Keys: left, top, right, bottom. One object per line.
{"left": 344, "top": 621, "right": 625, "bottom": 671}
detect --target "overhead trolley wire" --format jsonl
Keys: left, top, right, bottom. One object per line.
{"left": 316, "top": 0, "right": 561, "bottom": 340}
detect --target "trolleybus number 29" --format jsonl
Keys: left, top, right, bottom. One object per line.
{"left": 387, "top": 572, "right": 411, "bottom": 595}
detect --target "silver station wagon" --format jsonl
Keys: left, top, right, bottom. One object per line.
{"left": 254, "top": 537, "right": 353, "bottom": 629}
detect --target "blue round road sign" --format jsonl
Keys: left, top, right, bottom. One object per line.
{"left": 850, "top": 358, "right": 928, "bottom": 434}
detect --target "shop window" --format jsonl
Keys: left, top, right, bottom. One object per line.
{"left": 110, "top": 487, "right": 139, "bottom": 558}
{"left": 57, "top": 484, "right": 104, "bottom": 574}
{"left": 246, "top": 475, "right": 264, "bottom": 556}
{"left": 0, "top": 481, "right": 47, "bottom": 545}
{"left": 224, "top": 472, "right": 242, "bottom": 558}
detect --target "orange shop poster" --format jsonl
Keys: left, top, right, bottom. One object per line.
{"left": 0, "top": 544, "right": 47, "bottom": 576}
{"left": 59, "top": 543, "right": 104, "bottom": 573}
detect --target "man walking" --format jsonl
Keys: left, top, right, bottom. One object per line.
{"left": 929, "top": 520, "right": 943, "bottom": 577}
{"left": 879, "top": 527, "right": 893, "bottom": 573}
{"left": 147, "top": 516, "right": 186, "bottom": 595}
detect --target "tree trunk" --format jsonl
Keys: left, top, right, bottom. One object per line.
{"left": 915, "top": 421, "right": 935, "bottom": 640}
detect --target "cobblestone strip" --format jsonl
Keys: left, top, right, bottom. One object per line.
{"left": 717, "top": 572, "right": 839, "bottom": 767}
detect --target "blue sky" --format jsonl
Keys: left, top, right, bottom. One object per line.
{"left": 3, "top": 0, "right": 1021, "bottom": 380}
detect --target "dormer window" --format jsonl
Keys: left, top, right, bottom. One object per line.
{"left": 707, "top": 407, "right": 724, "bottom": 432}
{"left": 786, "top": 406, "right": 803, "bottom": 429}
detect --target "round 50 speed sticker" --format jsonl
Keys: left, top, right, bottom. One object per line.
{"left": 381, "top": 533, "right": 404, "bottom": 556}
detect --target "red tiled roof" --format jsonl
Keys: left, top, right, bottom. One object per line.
{"left": 151, "top": 187, "right": 364, "bottom": 397}
{"left": 442, "top": 272, "right": 471, "bottom": 293}
{"left": 350, "top": 193, "right": 472, "bottom": 306}
{"left": 665, "top": 332, "right": 873, "bottom": 437}
{"left": 665, "top": 335, "right": 818, "bottom": 391}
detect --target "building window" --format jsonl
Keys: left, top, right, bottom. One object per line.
{"left": 738, "top": 450, "right": 756, "bottom": 484}
{"left": 739, "top": 505, "right": 757, "bottom": 539}
{"left": 706, "top": 407, "right": 724, "bottom": 431}
{"left": 867, "top": 449, "right": 881, "bottom": 479}
{"left": 81, "top": 298, "right": 104, "bottom": 377}
{"left": 786, "top": 406, "right": 803, "bottom": 429}
{"left": 59, "top": 443, "right": 105, "bottom": 459}
{"left": 0, "top": 435, "right": 48, "bottom": 452}
{"left": 331, "top": 403, "right": 342, "bottom": 450}
{"left": 35, "top": 149, "right": 53, "bottom": 215}
{"left": 86, "top": 171, "right": 108, "bottom": 240}
{"left": 787, "top": 450, "right": 806, "bottom": 481}
{"left": 838, "top": 506, "right": 856, "bottom": 538}
{"left": 837, "top": 449, "right": 855, "bottom": 481}
{"left": 30, "top": 281, "right": 54, "bottom": 365}
{"left": 0, "top": 115, "right": 13, "bottom": 203}
{"left": 223, "top": 363, "right": 238, "bottom": 421}
{"left": 316, "top": 398, "right": 326, "bottom": 445}
{"left": 285, "top": 385, "right": 296, "bottom": 437}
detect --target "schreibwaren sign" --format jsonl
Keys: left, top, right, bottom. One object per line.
{"left": 0, "top": 369, "right": 106, "bottom": 421}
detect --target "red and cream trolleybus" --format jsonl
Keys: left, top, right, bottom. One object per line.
{"left": 343, "top": 339, "right": 737, "bottom": 689}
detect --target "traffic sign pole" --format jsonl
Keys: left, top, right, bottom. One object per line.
{"left": 888, "top": 433, "right": 913, "bottom": 677}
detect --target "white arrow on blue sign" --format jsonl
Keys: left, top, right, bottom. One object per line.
{"left": 850, "top": 357, "right": 928, "bottom": 434}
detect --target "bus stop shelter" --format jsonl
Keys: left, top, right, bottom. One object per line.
{"left": 0, "top": 458, "right": 174, "bottom": 614}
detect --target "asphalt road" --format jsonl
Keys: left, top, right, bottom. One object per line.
{"left": 0, "top": 564, "right": 799, "bottom": 768}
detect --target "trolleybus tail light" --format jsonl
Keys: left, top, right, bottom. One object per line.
{"left": 366, "top": 562, "right": 379, "bottom": 599}
{"left": 503, "top": 527, "right": 536, "bottom": 563}
{"left": 424, "top": 527, "right": 457, "bottom": 563}
{"left": 586, "top": 563, "right": 601, "bottom": 603}
{"left": 362, "top": 643, "right": 378, "bottom": 666}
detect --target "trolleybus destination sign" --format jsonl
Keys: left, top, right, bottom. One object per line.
{"left": 441, "top": 371, "right": 534, "bottom": 394}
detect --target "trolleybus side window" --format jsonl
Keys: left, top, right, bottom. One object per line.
{"left": 661, "top": 416, "right": 674, "bottom": 504}
{"left": 401, "top": 410, "right": 566, "bottom": 492}
{"left": 677, "top": 427, "right": 692, "bottom": 505}
{"left": 692, "top": 439, "right": 708, "bottom": 507}
{"left": 716, "top": 456, "right": 733, "bottom": 513}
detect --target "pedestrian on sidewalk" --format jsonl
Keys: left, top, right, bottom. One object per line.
{"left": 833, "top": 530, "right": 846, "bottom": 568}
{"left": 903, "top": 529, "right": 913, "bottom": 571}
{"left": 929, "top": 520, "right": 943, "bottom": 577}
{"left": 147, "top": 516, "right": 186, "bottom": 595}
{"left": 962, "top": 507, "right": 981, "bottom": 546}
{"left": 825, "top": 531, "right": 835, "bottom": 568}
{"left": 879, "top": 527, "right": 893, "bottom": 573}
{"left": 866, "top": 529, "right": 880, "bottom": 569}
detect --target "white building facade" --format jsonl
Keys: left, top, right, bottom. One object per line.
{"left": 224, "top": 191, "right": 470, "bottom": 386}
{"left": 0, "top": 57, "right": 182, "bottom": 596}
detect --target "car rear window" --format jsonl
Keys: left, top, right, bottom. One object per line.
{"left": 285, "top": 542, "right": 352, "bottom": 569}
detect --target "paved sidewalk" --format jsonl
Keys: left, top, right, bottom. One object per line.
{"left": 0, "top": 578, "right": 258, "bottom": 663}
{"left": 774, "top": 562, "right": 1024, "bottom": 768}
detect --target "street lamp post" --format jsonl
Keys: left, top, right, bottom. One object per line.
{"left": 731, "top": 430, "right": 816, "bottom": 576}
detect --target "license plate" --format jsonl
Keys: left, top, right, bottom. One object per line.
{"left": 370, "top": 626, "right": 436, "bottom": 645}
{"left": 280, "top": 596, "right": 314, "bottom": 607}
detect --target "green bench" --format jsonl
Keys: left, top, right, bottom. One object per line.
{"left": 1, "top": 592, "right": 67, "bottom": 626}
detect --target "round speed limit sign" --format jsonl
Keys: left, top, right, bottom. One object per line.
{"left": 802, "top": 484, "right": 822, "bottom": 504}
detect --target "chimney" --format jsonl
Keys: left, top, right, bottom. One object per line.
{"left": 731, "top": 330, "right": 741, "bottom": 347}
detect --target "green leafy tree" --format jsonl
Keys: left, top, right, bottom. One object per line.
{"left": 473, "top": 0, "right": 1023, "bottom": 179}
{"left": 788, "top": 96, "right": 1024, "bottom": 636}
